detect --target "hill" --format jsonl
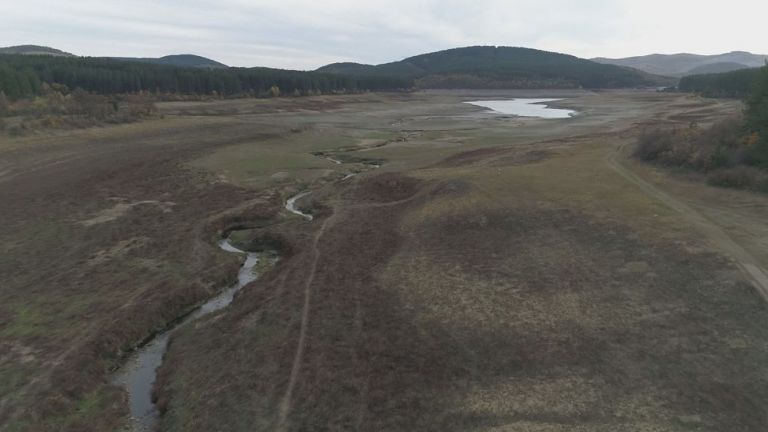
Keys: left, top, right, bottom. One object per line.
{"left": 593, "top": 51, "right": 768, "bottom": 77}
{"left": 318, "top": 46, "right": 670, "bottom": 89}
{"left": 678, "top": 67, "right": 763, "bottom": 98}
{"left": 1, "top": 46, "right": 227, "bottom": 68}
{"left": 112, "top": 54, "right": 228, "bottom": 69}
{"left": 685, "top": 62, "right": 751, "bottom": 75}
{"left": 0, "top": 54, "right": 410, "bottom": 99}
{"left": 0, "top": 45, "right": 74, "bottom": 57}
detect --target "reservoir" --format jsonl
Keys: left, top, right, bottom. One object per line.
{"left": 466, "top": 98, "right": 575, "bottom": 119}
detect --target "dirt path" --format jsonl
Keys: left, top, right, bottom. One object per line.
{"left": 275, "top": 184, "right": 429, "bottom": 430}
{"left": 276, "top": 209, "right": 336, "bottom": 430}
{"left": 607, "top": 143, "right": 768, "bottom": 302}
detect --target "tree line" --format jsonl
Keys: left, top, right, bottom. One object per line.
{"left": 0, "top": 55, "right": 412, "bottom": 100}
{"left": 635, "top": 65, "right": 768, "bottom": 192}
{"left": 678, "top": 67, "right": 763, "bottom": 98}
{"left": 745, "top": 66, "right": 768, "bottom": 164}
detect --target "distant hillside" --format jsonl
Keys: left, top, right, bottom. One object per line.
{"left": 0, "top": 54, "right": 409, "bottom": 99}
{"left": 1, "top": 45, "right": 226, "bottom": 68}
{"left": 593, "top": 51, "right": 768, "bottom": 77}
{"left": 686, "top": 62, "right": 751, "bottom": 75}
{"left": 113, "top": 54, "right": 228, "bottom": 69}
{"left": 319, "top": 46, "right": 669, "bottom": 89}
{"left": 0, "top": 45, "right": 74, "bottom": 57}
{"left": 678, "top": 67, "right": 764, "bottom": 98}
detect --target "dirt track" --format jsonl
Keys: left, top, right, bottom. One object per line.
{"left": 277, "top": 209, "right": 335, "bottom": 428}
{"left": 608, "top": 144, "right": 768, "bottom": 303}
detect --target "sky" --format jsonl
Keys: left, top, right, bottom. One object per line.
{"left": 2, "top": 0, "right": 767, "bottom": 70}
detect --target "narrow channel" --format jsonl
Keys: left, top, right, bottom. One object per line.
{"left": 113, "top": 237, "right": 268, "bottom": 431}
{"left": 285, "top": 191, "right": 314, "bottom": 220}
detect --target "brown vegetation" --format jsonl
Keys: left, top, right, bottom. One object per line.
{"left": 0, "top": 117, "right": 285, "bottom": 431}
{"left": 634, "top": 118, "right": 744, "bottom": 169}
{"left": 154, "top": 173, "right": 449, "bottom": 431}
{"left": 634, "top": 118, "right": 768, "bottom": 192}
{"left": 0, "top": 84, "right": 156, "bottom": 136}
{"left": 5, "top": 91, "right": 768, "bottom": 432}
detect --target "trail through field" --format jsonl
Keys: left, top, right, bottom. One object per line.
{"left": 276, "top": 208, "right": 335, "bottom": 430}
{"left": 607, "top": 143, "right": 768, "bottom": 302}
{"left": 276, "top": 184, "right": 430, "bottom": 430}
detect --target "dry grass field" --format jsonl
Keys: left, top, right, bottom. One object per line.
{"left": 3, "top": 91, "right": 768, "bottom": 431}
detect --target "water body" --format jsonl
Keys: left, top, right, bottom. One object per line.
{"left": 465, "top": 98, "right": 576, "bottom": 119}
{"left": 113, "top": 238, "right": 265, "bottom": 431}
{"left": 285, "top": 191, "right": 313, "bottom": 220}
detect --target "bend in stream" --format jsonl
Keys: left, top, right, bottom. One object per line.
{"left": 285, "top": 191, "right": 314, "bottom": 221}
{"left": 113, "top": 237, "right": 270, "bottom": 431}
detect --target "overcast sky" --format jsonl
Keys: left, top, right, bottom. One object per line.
{"left": 2, "top": 0, "right": 766, "bottom": 70}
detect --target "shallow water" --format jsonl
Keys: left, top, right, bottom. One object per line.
{"left": 113, "top": 238, "right": 263, "bottom": 431}
{"left": 465, "top": 98, "right": 575, "bottom": 119}
{"left": 285, "top": 191, "right": 313, "bottom": 220}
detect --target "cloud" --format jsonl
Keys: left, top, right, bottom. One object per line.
{"left": 1, "top": 0, "right": 766, "bottom": 69}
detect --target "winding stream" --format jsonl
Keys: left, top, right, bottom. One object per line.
{"left": 114, "top": 168, "right": 360, "bottom": 430}
{"left": 113, "top": 238, "right": 266, "bottom": 431}
{"left": 285, "top": 191, "right": 314, "bottom": 220}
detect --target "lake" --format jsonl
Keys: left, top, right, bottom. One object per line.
{"left": 466, "top": 98, "right": 576, "bottom": 119}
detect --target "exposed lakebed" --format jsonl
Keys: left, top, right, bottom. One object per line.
{"left": 466, "top": 98, "right": 576, "bottom": 119}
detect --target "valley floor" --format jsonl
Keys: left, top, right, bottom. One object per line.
{"left": 2, "top": 91, "right": 768, "bottom": 431}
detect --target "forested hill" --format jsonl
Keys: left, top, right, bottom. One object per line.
{"left": 318, "top": 46, "right": 671, "bottom": 89}
{"left": 0, "top": 55, "right": 411, "bottom": 99}
{"left": 111, "top": 54, "right": 228, "bottom": 69}
{"left": 0, "top": 45, "right": 74, "bottom": 57}
{"left": 678, "top": 67, "right": 764, "bottom": 98}
{"left": 0, "top": 45, "right": 228, "bottom": 68}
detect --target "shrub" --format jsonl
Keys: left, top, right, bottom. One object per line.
{"left": 7, "top": 125, "right": 22, "bottom": 137}
{"left": 709, "top": 146, "right": 733, "bottom": 169}
{"left": 0, "top": 91, "right": 8, "bottom": 115}
{"left": 706, "top": 166, "right": 763, "bottom": 189}
{"left": 634, "top": 128, "right": 674, "bottom": 161}
{"left": 635, "top": 117, "right": 746, "bottom": 171}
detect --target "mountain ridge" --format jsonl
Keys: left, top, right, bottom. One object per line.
{"left": 110, "top": 54, "right": 228, "bottom": 69}
{"left": 0, "top": 45, "right": 227, "bottom": 69}
{"left": 0, "top": 45, "right": 75, "bottom": 57}
{"left": 593, "top": 51, "right": 768, "bottom": 77}
{"left": 318, "top": 46, "right": 671, "bottom": 89}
